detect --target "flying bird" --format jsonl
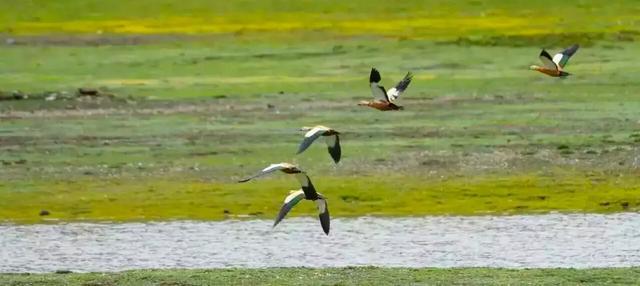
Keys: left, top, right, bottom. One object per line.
{"left": 529, "top": 44, "right": 579, "bottom": 77}
{"left": 358, "top": 68, "right": 413, "bottom": 111}
{"left": 238, "top": 163, "right": 330, "bottom": 235}
{"left": 274, "top": 189, "right": 330, "bottom": 235}
{"left": 297, "top": 125, "right": 341, "bottom": 163}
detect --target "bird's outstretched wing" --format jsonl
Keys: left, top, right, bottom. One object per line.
{"left": 539, "top": 49, "right": 559, "bottom": 70}
{"left": 553, "top": 44, "right": 579, "bottom": 68}
{"left": 386, "top": 72, "right": 413, "bottom": 102}
{"left": 294, "top": 173, "right": 319, "bottom": 200}
{"left": 324, "top": 135, "right": 341, "bottom": 164}
{"left": 369, "top": 68, "right": 390, "bottom": 102}
{"left": 297, "top": 126, "right": 328, "bottom": 154}
{"left": 316, "top": 198, "right": 330, "bottom": 235}
{"left": 238, "top": 163, "right": 289, "bottom": 182}
{"left": 273, "top": 190, "right": 305, "bottom": 228}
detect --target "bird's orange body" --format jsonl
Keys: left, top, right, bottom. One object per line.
{"left": 358, "top": 101, "right": 403, "bottom": 111}
{"left": 532, "top": 66, "right": 563, "bottom": 77}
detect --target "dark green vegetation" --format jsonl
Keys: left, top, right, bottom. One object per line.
{"left": 3, "top": 267, "right": 640, "bottom": 285}
{"left": 1, "top": 0, "right": 640, "bottom": 223}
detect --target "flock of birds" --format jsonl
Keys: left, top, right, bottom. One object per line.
{"left": 238, "top": 44, "right": 581, "bottom": 235}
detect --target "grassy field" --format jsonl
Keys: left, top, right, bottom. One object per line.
{"left": 1, "top": 1, "right": 640, "bottom": 224}
{"left": 3, "top": 267, "right": 640, "bottom": 285}
{"left": 1, "top": 0, "right": 639, "bottom": 38}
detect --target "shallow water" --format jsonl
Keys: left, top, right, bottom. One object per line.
{"left": 1, "top": 213, "right": 639, "bottom": 273}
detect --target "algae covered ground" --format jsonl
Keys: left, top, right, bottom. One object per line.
{"left": 3, "top": 267, "right": 640, "bottom": 285}
{"left": 1, "top": 0, "right": 640, "bottom": 224}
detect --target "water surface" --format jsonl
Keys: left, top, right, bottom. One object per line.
{"left": 1, "top": 213, "right": 639, "bottom": 273}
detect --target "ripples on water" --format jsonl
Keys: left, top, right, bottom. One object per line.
{"left": 1, "top": 213, "right": 639, "bottom": 273}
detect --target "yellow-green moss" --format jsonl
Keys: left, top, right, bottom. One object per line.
{"left": 1, "top": 1, "right": 639, "bottom": 39}
{"left": 1, "top": 173, "right": 638, "bottom": 224}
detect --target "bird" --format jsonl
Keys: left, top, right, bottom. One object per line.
{"left": 274, "top": 189, "right": 330, "bottom": 235}
{"left": 297, "top": 125, "right": 341, "bottom": 163}
{"left": 238, "top": 163, "right": 330, "bottom": 235}
{"left": 529, "top": 44, "right": 579, "bottom": 77}
{"left": 358, "top": 68, "right": 413, "bottom": 111}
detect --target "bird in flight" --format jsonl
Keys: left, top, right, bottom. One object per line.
{"left": 238, "top": 163, "right": 330, "bottom": 235}
{"left": 529, "top": 44, "right": 579, "bottom": 77}
{"left": 297, "top": 125, "right": 341, "bottom": 164}
{"left": 358, "top": 68, "right": 413, "bottom": 111}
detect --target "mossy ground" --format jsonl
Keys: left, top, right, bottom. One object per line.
{"left": 1, "top": 174, "right": 639, "bottom": 224}
{"left": 2, "top": 0, "right": 639, "bottom": 39}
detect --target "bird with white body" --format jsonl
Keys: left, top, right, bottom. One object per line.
{"left": 238, "top": 162, "right": 330, "bottom": 235}
{"left": 297, "top": 125, "right": 341, "bottom": 164}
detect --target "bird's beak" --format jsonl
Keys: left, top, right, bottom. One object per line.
{"left": 357, "top": 101, "right": 369, "bottom": 106}
{"left": 529, "top": 65, "right": 538, "bottom": 71}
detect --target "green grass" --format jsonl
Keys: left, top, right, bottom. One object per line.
{"left": 3, "top": 267, "right": 640, "bottom": 285}
{"left": 2, "top": 40, "right": 640, "bottom": 223}
{"left": 1, "top": 1, "right": 640, "bottom": 223}
{"left": 2, "top": 39, "right": 640, "bottom": 99}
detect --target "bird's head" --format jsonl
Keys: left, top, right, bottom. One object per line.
{"left": 529, "top": 65, "right": 541, "bottom": 71}
{"left": 299, "top": 126, "right": 313, "bottom": 132}
{"left": 357, "top": 100, "right": 370, "bottom": 106}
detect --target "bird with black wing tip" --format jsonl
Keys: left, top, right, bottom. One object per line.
{"left": 530, "top": 44, "right": 579, "bottom": 77}
{"left": 358, "top": 68, "right": 413, "bottom": 111}
{"left": 297, "top": 125, "right": 341, "bottom": 164}
{"left": 238, "top": 163, "right": 330, "bottom": 235}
